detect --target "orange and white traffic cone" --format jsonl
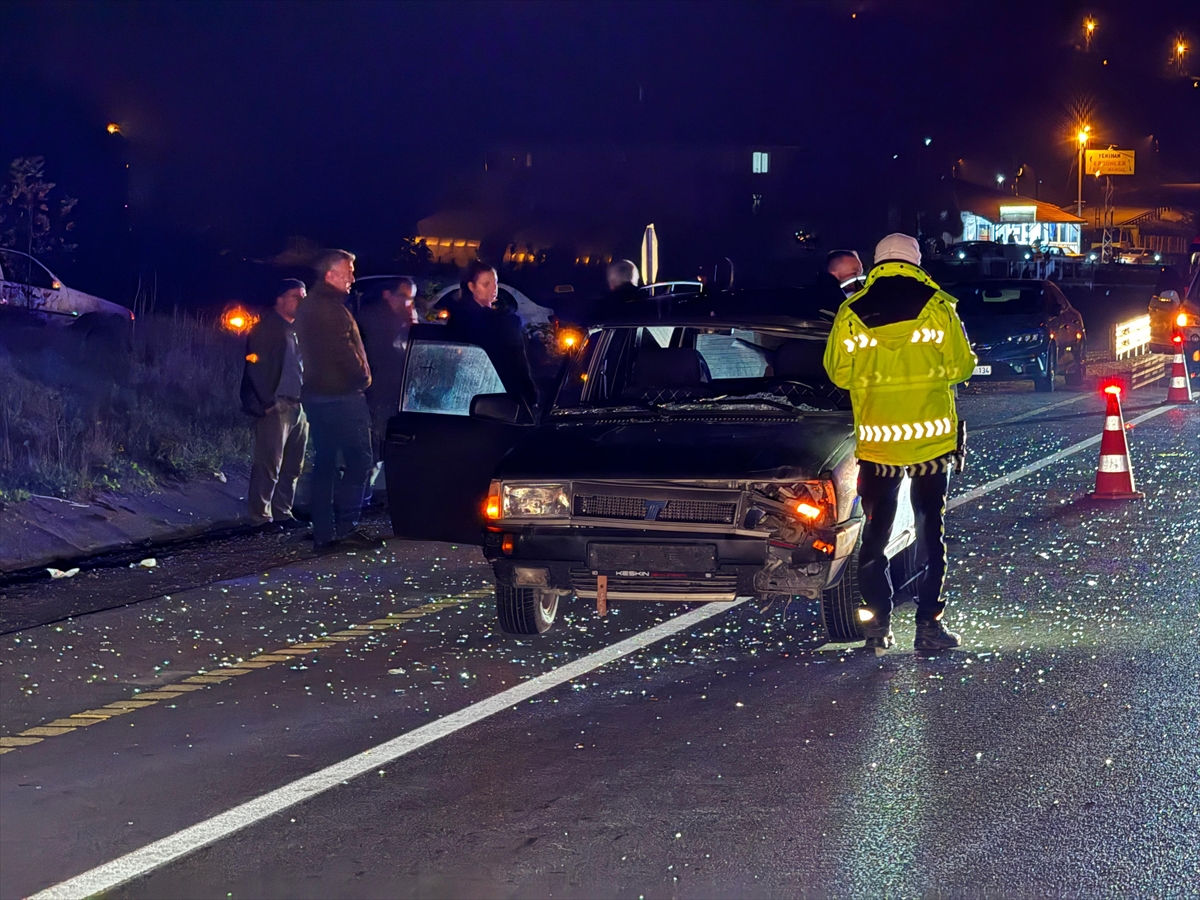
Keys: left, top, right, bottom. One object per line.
{"left": 1089, "top": 385, "right": 1144, "bottom": 500}
{"left": 1165, "top": 333, "right": 1195, "bottom": 404}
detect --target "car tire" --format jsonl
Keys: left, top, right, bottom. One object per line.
{"left": 1064, "top": 340, "right": 1086, "bottom": 387}
{"left": 820, "top": 543, "right": 864, "bottom": 643}
{"left": 1034, "top": 344, "right": 1056, "bottom": 392}
{"left": 496, "top": 584, "right": 559, "bottom": 635}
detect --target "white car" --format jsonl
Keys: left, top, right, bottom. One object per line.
{"left": 0, "top": 249, "right": 133, "bottom": 322}
{"left": 433, "top": 282, "right": 554, "bottom": 328}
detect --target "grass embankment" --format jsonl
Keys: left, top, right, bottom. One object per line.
{"left": 0, "top": 313, "right": 250, "bottom": 502}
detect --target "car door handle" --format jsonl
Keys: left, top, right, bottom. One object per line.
{"left": 390, "top": 433, "right": 416, "bottom": 445}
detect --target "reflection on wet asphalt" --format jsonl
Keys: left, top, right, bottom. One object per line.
{"left": 2, "top": 386, "right": 1197, "bottom": 899}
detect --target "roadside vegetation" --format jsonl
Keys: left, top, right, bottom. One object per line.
{"left": 0, "top": 312, "right": 250, "bottom": 502}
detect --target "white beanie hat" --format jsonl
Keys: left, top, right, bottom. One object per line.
{"left": 874, "top": 233, "right": 922, "bottom": 267}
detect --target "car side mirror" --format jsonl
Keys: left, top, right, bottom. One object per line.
{"left": 1158, "top": 290, "right": 1180, "bottom": 305}
{"left": 470, "top": 392, "right": 523, "bottom": 424}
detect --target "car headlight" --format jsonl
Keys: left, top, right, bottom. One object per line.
{"left": 1007, "top": 332, "right": 1044, "bottom": 344}
{"left": 501, "top": 483, "right": 571, "bottom": 518}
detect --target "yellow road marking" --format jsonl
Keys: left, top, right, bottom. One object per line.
{"left": 0, "top": 590, "right": 485, "bottom": 754}
{"left": 1, "top": 736, "right": 43, "bottom": 747}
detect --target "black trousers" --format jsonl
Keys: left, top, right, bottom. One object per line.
{"left": 856, "top": 467, "right": 950, "bottom": 628}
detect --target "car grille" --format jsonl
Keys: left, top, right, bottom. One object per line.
{"left": 573, "top": 494, "right": 737, "bottom": 525}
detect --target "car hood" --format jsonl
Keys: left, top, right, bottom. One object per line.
{"left": 497, "top": 414, "right": 855, "bottom": 482}
{"left": 962, "top": 313, "right": 1045, "bottom": 344}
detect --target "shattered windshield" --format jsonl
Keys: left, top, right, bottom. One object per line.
{"left": 552, "top": 325, "right": 848, "bottom": 416}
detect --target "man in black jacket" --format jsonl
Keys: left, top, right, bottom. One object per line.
{"left": 241, "top": 279, "right": 308, "bottom": 527}
{"left": 295, "top": 249, "right": 378, "bottom": 550}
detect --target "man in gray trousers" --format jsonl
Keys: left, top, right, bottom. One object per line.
{"left": 240, "top": 279, "right": 309, "bottom": 528}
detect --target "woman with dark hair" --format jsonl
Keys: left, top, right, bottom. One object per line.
{"left": 447, "top": 261, "right": 538, "bottom": 414}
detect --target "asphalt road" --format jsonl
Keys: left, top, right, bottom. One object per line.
{"left": 2, "top": 380, "right": 1197, "bottom": 900}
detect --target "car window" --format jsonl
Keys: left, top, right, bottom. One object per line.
{"left": 695, "top": 329, "right": 771, "bottom": 378}
{"left": 554, "top": 325, "right": 844, "bottom": 413}
{"left": 950, "top": 284, "right": 1045, "bottom": 316}
{"left": 401, "top": 341, "right": 506, "bottom": 416}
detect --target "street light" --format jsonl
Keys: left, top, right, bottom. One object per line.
{"left": 1084, "top": 17, "right": 1096, "bottom": 49}
{"left": 1076, "top": 125, "right": 1091, "bottom": 217}
{"left": 1176, "top": 37, "right": 1188, "bottom": 73}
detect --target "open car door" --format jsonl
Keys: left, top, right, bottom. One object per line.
{"left": 384, "top": 325, "right": 534, "bottom": 545}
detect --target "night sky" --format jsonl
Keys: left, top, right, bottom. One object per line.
{"left": 1, "top": 0, "right": 1197, "bottom": 299}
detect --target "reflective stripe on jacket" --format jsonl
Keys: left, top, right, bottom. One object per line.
{"left": 822, "top": 262, "right": 976, "bottom": 466}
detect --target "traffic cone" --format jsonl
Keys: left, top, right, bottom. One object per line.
{"left": 1165, "top": 334, "right": 1195, "bottom": 404}
{"left": 1089, "top": 385, "right": 1144, "bottom": 501}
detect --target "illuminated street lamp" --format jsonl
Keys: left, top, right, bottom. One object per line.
{"left": 106, "top": 123, "right": 121, "bottom": 134}
{"left": 1176, "top": 37, "right": 1188, "bottom": 73}
{"left": 1076, "top": 125, "right": 1091, "bottom": 218}
{"left": 1084, "top": 17, "right": 1096, "bottom": 49}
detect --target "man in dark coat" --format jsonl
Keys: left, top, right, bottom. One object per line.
{"left": 294, "top": 249, "right": 377, "bottom": 550}
{"left": 446, "top": 261, "right": 539, "bottom": 416}
{"left": 356, "top": 276, "right": 419, "bottom": 456}
{"left": 240, "top": 279, "right": 308, "bottom": 527}
{"left": 813, "top": 249, "right": 864, "bottom": 314}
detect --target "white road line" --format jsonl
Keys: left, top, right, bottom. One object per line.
{"left": 27, "top": 402, "right": 1184, "bottom": 900}
{"left": 986, "top": 392, "right": 1090, "bottom": 427}
{"left": 29, "top": 598, "right": 748, "bottom": 900}
{"left": 949, "top": 403, "right": 1174, "bottom": 511}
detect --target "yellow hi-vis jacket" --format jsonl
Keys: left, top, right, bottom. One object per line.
{"left": 823, "top": 262, "right": 976, "bottom": 466}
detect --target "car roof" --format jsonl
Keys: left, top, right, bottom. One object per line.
{"left": 584, "top": 288, "right": 831, "bottom": 331}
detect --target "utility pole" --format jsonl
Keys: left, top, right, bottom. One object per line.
{"left": 1076, "top": 127, "right": 1090, "bottom": 218}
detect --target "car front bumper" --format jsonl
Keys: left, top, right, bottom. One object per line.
{"left": 483, "top": 520, "right": 864, "bottom": 601}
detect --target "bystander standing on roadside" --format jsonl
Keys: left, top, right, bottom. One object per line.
{"left": 814, "top": 249, "right": 864, "bottom": 313}
{"left": 356, "top": 276, "right": 419, "bottom": 482}
{"left": 240, "top": 279, "right": 309, "bottom": 529}
{"left": 294, "top": 249, "right": 379, "bottom": 550}
{"left": 823, "top": 233, "right": 975, "bottom": 654}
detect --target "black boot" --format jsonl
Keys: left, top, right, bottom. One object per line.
{"left": 914, "top": 620, "right": 962, "bottom": 651}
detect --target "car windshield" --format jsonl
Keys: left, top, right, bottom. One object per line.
{"left": 949, "top": 284, "right": 1044, "bottom": 316}
{"left": 551, "top": 324, "right": 848, "bottom": 416}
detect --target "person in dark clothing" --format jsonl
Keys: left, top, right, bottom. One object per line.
{"left": 602, "top": 258, "right": 642, "bottom": 306}
{"left": 446, "top": 261, "right": 539, "bottom": 416}
{"left": 813, "top": 249, "right": 864, "bottom": 314}
{"left": 356, "top": 276, "right": 419, "bottom": 455}
{"left": 240, "top": 279, "right": 309, "bottom": 527}
{"left": 294, "top": 249, "right": 378, "bottom": 550}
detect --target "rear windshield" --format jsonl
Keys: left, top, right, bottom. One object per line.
{"left": 552, "top": 325, "right": 848, "bottom": 415}
{"left": 949, "top": 284, "right": 1044, "bottom": 316}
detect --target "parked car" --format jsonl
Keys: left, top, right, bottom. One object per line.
{"left": 1148, "top": 265, "right": 1200, "bottom": 356}
{"left": 946, "top": 279, "right": 1087, "bottom": 392}
{"left": 384, "top": 291, "right": 921, "bottom": 641}
{"left": 0, "top": 249, "right": 132, "bottom": 323}
{"left": 431, "top": 282, "right": 554, "bottom": 328}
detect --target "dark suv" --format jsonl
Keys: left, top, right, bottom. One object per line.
{"left": 947, "top": 279, "right": 1087, "bottom": 392}
{"left": 385, "top": 292, "right": 921, "bottom": 641}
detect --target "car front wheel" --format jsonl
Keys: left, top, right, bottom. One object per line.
{"left": 496, "top": 584, "right": 559, "bottom": 634}
{"left": 820, "top": 545, "right": 864, "bottom": 643}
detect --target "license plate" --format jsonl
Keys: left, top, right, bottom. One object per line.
{"left": 587, "top": 543, "right": 716, "bottom": 573}
{"left": 972, "top": 365, "right": 992, "bottom": 376}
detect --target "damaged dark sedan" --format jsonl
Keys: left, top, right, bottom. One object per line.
{"left": 385, "top": 295, "right": 921, "bottom": 641}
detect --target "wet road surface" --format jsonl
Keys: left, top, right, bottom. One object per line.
{"left": 2, "top": 381, "right": 1197, "bottom": 899}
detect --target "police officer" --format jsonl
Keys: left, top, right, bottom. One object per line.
{"left": 822, "top": 234, "right": 976, "bottom": 653}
